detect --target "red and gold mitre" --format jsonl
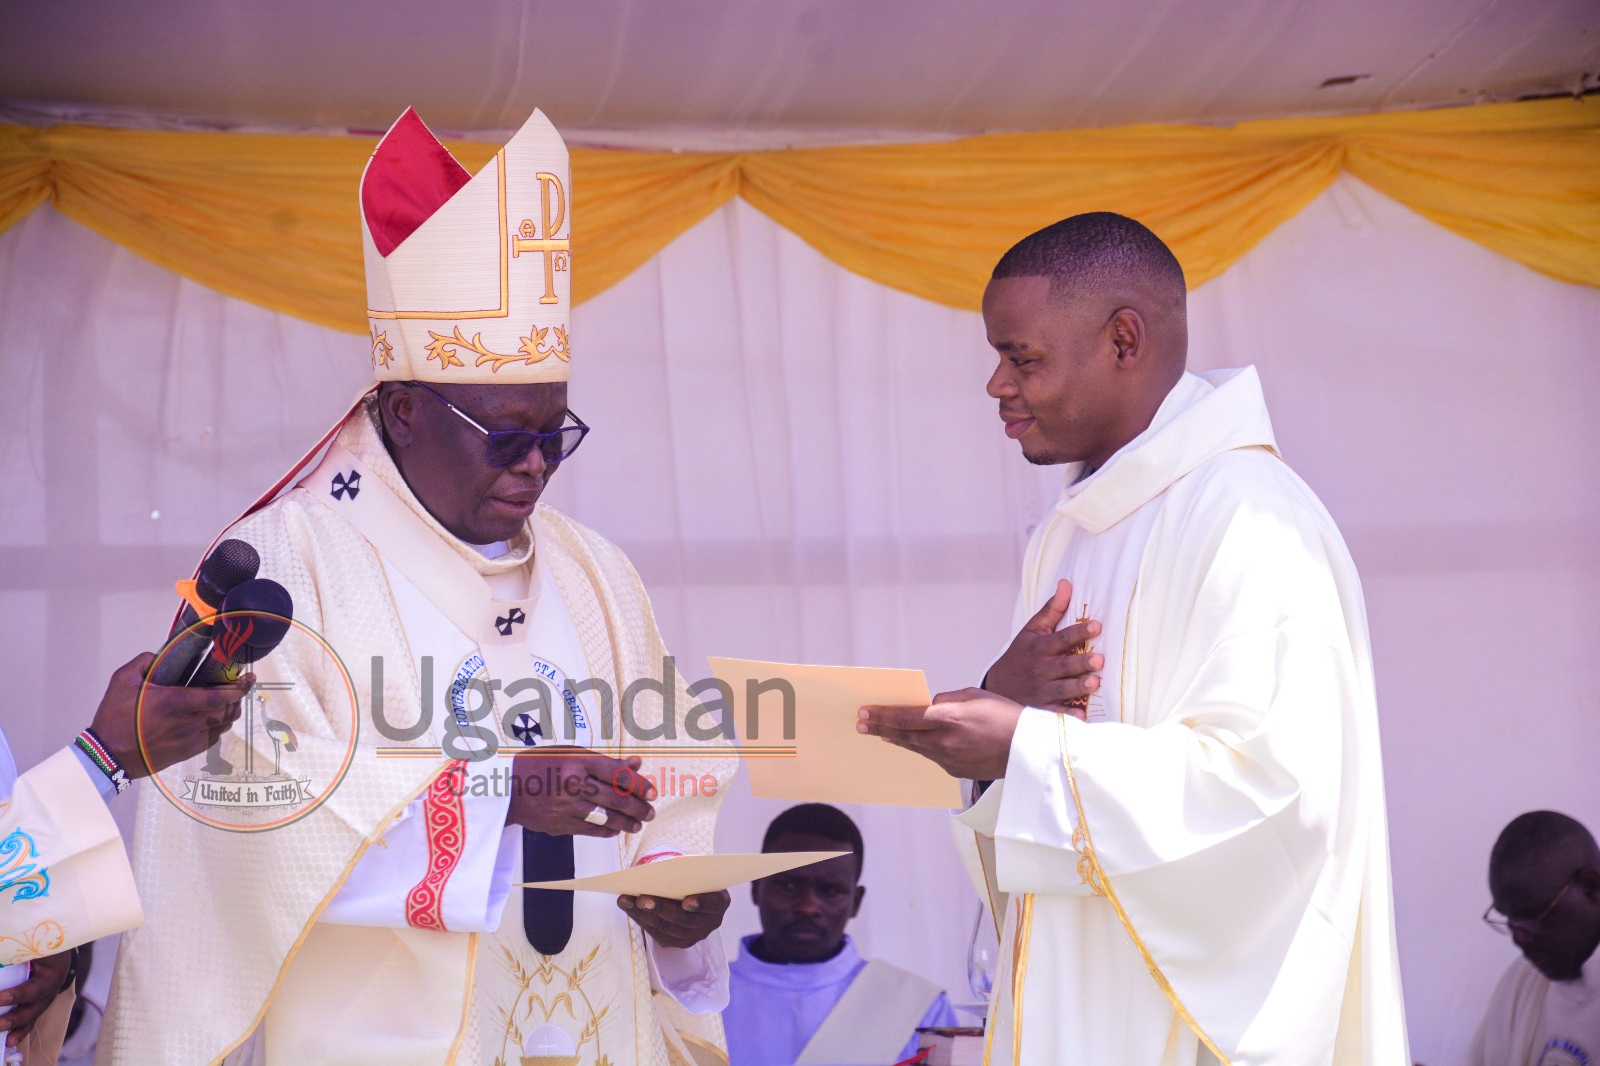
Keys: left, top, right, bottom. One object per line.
{"left": 360, "top": 108, "right": 572, "bottom": 383}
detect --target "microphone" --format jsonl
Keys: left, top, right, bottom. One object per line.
{"left": 186, "top": 579, "right": 295, "bottom": 687}
{"left": 150, "top": 539, "right": 261, "bottom": 686}
{"left": 192, "top": 578, "right": 293, "bottom": 778}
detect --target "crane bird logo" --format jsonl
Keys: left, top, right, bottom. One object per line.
{"left": 264, "top": 718, "right": 299, "bottom": 776}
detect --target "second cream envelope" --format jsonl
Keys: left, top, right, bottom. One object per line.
{"left": 517, "top": 850, "right": 848, "bottom": 899}
{"left": 706, "top": 657, "right": 963, "bottom": 809}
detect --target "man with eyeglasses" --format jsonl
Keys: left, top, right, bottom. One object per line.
{"left": 101, "top": 108, "right": 734, "bottom": 1065}
{"left": 722, "top": 804, "right": 959, "bottom": 1065}
{"left": 1470, "top": 810, "right": 1600, "bottom": 1066}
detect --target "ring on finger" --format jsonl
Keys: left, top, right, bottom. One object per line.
{"left": 583, "top": 806, "right": 608, "bottom": 827}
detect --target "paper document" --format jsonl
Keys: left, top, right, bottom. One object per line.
{"left": 707, "top": 656, "right": 964, "bottom": 809}
{"left": 516, "top": 850, "right": 846, "bottom": 899}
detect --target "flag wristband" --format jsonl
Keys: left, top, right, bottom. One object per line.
{"left": 74, "top": 728, "right": 131, "bottom": 794}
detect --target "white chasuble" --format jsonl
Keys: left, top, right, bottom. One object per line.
{"left": 101, "top": 404, "right": 733, "bottom": 1066}
{"left": 960, "top": 370, "right": 1409, "bottom": 1066}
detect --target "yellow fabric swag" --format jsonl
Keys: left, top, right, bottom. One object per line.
{"left": 1, "top": 97, "right": 1594, "bottom": 334}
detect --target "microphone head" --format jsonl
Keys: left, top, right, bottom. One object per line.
{"left": 196, "top": 539, "right": 261, "bottom": 607}
{"left": 208, "top": 578, "right": 295, "bottom": 675}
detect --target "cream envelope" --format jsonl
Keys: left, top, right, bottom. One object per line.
{"left": 707, "top": 657, "right": 964, "bottom": 809}
{"left": 516, "top": 850, "right": 847, "bottom": 899}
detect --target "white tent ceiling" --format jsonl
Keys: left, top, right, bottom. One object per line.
{"left": 2, "top": 0, "right": 1597, "bottom": 144}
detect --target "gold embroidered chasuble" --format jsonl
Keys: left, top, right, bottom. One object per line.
{"left": 100, "top": 404, "right": 732, "bottom": 1065}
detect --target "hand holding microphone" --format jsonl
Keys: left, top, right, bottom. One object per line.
{"left": 87, "top": 653, "right": 255, "bottom": 779}
{"left": 96, "top": 539, "right": 298, "bottom": 778}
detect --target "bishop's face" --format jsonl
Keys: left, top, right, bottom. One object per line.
{"left": 981, "top": 275, "right": 1126, "bottom": 469}
{"left": 380, "top": 380, "right": 569, "bottom": 545}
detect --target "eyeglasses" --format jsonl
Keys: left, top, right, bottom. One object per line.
{"left": 1483, "top": 875, "right": 1579, "bottom": 937}
{"left": 407, "top": 382, "right": 589, "bottom": 469}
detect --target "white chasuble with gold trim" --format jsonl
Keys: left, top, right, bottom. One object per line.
{"left": 958, "top": 369, "right": 1409, "bottom": 1066}
{"left": 101, "top": 405, "right": 732, "bottom": 1066}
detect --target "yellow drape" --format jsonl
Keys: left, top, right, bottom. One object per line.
{"left": 1, "top": 98, "right": 1594, "bottom": 334}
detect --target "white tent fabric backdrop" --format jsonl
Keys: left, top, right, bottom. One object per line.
{"left": 1, "top": 174, "right": 1597, "bottom": 1064}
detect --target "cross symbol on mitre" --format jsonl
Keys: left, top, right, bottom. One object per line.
{"left": 495, "top": 607, "right": 526, "bottom": 636}
{"left": 511, "top": 172, "right": 570, "bottom": 306}
{"left": 511, "top": 712, "right": 543, "bottom": 746}
{"left": 330, "top": 470, "right": 361, "bottom": 501}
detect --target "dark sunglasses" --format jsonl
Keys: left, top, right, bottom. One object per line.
{"left": 407, "top": 382, "right": 589, "bottom": 469}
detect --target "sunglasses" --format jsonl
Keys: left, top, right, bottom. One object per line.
{"left": 407, "top": 382, "right": 589, "bottom": 469}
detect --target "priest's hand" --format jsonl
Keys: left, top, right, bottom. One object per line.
{"left": 506, "top": 748, "right": 657, "bottom": 837}
{"left": 983, "top": 579, "right": 1103, "bottom": 720}
{"left": 858, "top": 688, "right": 1025, "bottom": 781}
{"left": 0, "top": 948, "right": 74, "bottom": 1048}
{"left": 617, "top": 890, "right": 731, "bottom": 949}
{"left": 90, "top": 652, "right": 253, "bottom": 779}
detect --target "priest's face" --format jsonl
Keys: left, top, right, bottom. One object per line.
{"left": 981, "top": 275, "right": 1134, "bottom": 469}
{"left": 380, "top": 381, "right": 569, "bottom": 544}
{"left": 752, "top": 833, "right": 864, "bottom": 963}
{"left": 1490, "top": 862, "right": 1600, "bottom": 981}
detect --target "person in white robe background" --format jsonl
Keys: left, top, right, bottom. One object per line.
{"left": 99, "top": 107, "right": 734, "bottom": 1066}
{"left": 0, "top": 654, "right": 251, "bottom": 1062}
{"left": 1469, "top": 811, "right": 1600, "bottom": 1066}
{"left": 860, "top": 212, "right": 1410, "bottom": 1064}
{"left": 721, "top": 804, "right": 959, "bottom": 1065}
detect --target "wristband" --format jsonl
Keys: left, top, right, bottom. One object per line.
{"left": 74, "top": 728, "right": 131, "bottom": 794}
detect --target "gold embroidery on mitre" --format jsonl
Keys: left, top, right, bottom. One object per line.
{"left": 424, "top": 324, "right": 571, "bottom": 374}
{"left": 370, "top": 327, "right": 395, "bottom": 370}
{"left": 511, "top": 172, "right": 572, "bottom": 306}
{"left": 516, "top": 325, "right": 572, "bottom": 365}
{"left": 424, "top": 329, "right": 470, "bottom": 370}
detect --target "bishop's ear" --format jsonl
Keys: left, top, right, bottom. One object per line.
{"left": 1108, "top": 308, "right": 1146, "bottom": 368}
{"left": 378, "top": 382, "right": 418, "bottom": 448}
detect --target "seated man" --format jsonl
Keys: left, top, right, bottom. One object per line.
{"left": 1470, "top": 810, "right": 1600, "bottom": 1066}
{"left": 723, "top": 804, "right": 958, "bottom": 1065}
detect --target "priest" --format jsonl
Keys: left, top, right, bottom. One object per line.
{"left": 860, "top": 213, "right": 1409, "bottom": 1064}
{"left": 100, "top": 108, "right": 734, "bottom": 1066}
{"left": 0, "top": 655, "right": 251, "bottom": 1058}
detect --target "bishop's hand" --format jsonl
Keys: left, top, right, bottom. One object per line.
{"left": 858, "top": 688, "right": 1025, "bottom": 782}
{"left": 983, "top": 579, "right": 1103, "bottom": 720}
{"left": 506, "top": 748, "right": 657, "bottom": 837}
{"left": 618, "top": 890, "right": 731, "bottom": 950}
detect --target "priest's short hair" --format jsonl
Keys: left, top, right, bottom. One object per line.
{"left": 993, "top": 211, "right": 1187, "bottom": 304}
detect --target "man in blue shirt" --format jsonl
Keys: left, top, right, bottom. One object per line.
{"left": 723, "top": 804, "right": 960, "bottom": 1064}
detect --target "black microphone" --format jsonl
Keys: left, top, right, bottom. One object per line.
{"left": 150, "top": 539, "right": 261, "bottom": 686}
{"left": 193, "top": 578, "right": 293, "bottom": 777}
{"left": 186, "top": 579, "right": 295, "bottom": 687}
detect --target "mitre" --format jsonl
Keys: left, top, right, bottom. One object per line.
{"left": 360, "top": 107, "right": 572, "bottom": 383}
